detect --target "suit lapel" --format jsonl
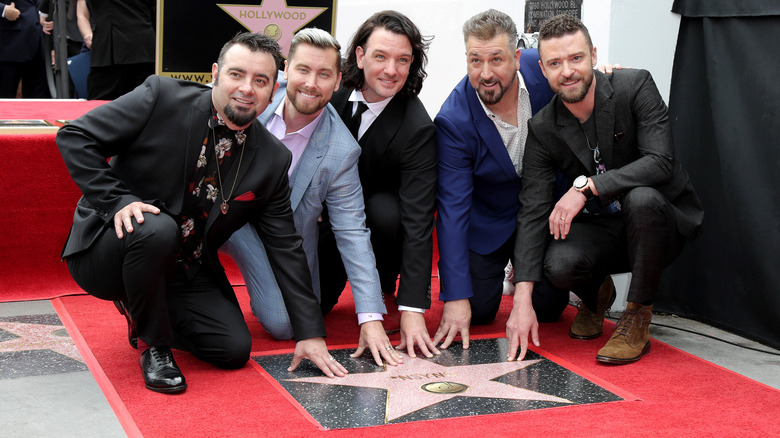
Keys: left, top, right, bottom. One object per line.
{"left": 466, "top": 81, "right": 518, "bottom": 180}
{"left": 180, "top": 90, "right": 213, "bottom": 213}
{"left": 556, "top": 98, "right": 594, "bottom": 172}
{"left": 289, "top": 115, "right": 329, "bottom": 211}
{"left": 359, "top": 94, "right": 403, "bottom": 159}
{"left": 593, "top": 72, "right": 616, "bottom": 170}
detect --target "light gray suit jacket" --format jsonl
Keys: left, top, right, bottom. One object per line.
{"left": 230, "top": 78, "right": 384, "bottom": 315}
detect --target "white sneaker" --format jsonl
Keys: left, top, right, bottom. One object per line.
{"left": 503, "top": 261, "right": 515, "bottom": 295}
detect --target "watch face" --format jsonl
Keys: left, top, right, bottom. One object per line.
{"left": 574, "top": 175, "right": 588, "bottom": 189}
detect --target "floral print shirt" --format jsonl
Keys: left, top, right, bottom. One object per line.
{"left": 176, "top": 109, "right": 246, "bottom": 277}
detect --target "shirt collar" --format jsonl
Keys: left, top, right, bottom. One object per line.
{"left": 348, "top": 89, "right": 393, "bottom": 116}
{"left": 271, "top": 98, "right": 325, "bottom": 141}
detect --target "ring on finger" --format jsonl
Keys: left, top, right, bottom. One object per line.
{"left": 560, "top": 217, "right": 566, "bottom": 221}
{"left": 328, "top": 356, "right": 335, "bottom": 362}
{"left": 385, "top": 345, "right": 393, "bottom": 351}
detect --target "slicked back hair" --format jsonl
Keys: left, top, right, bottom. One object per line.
{"left": 462, "top": 9, "right": 518, "bottom": 53}
{"left": 288, "top": 28, "right": 342, "bottom": 71}
{"left": 341, "top": 10, "right": 430, "bottom": 96}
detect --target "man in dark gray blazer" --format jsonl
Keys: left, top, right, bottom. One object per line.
{"left": 510, "top": 15, "right": 703, "bottom": 365}
{"left": 57, "top": 33, "right": 347, "bottom": 394}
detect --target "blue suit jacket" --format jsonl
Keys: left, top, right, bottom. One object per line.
{"left": 435, "top": 49, "right": 554, "bottom": 301}
{"left": 229, "top": 77, "right": 384, "bottom": 315}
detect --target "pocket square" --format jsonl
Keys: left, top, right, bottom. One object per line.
{"left": 234, "top": 191, "right": 255, "bottom": 201}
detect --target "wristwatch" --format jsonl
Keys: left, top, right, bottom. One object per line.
{"left": 573, "top": 175, "right": 594, "bottom": 200}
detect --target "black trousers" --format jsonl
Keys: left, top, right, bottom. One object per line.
{"left": 544, "top": 187, "right": 686, "bottom": 309}
{"left": 0, "top": 41, "right": 50, "bottom": 98}
{"left": 65, "top": 212, "right": 250, "bottom": 369}
{"left": 470, "top": 233, "right": 569, "bottom": 324}
{"left": 318, "top": 191, "right": 402, "bottom": 314}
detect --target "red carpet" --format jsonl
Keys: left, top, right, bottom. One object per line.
{"left": 55, "top": 285, "right": 780, "bottom": 437}
{"left": 1, "top": 100, "right": 108, "bottom": 303}
{"left": 5, "top": 100, "right": 779, "bottom": 435}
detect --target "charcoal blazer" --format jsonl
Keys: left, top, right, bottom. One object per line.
{"left": 514, "top": 69, "right": 704, "bottom": 282}
{"left": 56, "top": 75, "right": 325, "bottom": 340}
{"left": 330, "top": 88, "right": 437, "bottom": 309}
{"left": 435, "top": 49, "right": 555, "bottom": 301}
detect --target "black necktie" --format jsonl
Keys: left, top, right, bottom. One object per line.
{"left": 347, "top": 101, "right": 369, "bottom": 138}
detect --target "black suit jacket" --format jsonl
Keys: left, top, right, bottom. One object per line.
{"left": 88, "top": 0, "right": 155, "bottom": 67}
{"left": 330, "top": 88, "right": 437, "bottom": 309}
{"left": 515, "top": 69, "right": 704, "bottom": 282}
{"left": 56, "top": 76, "right": 325, "bottom": 340}
{"left": 0, "top": 0, "right": 42, "bottom": 63}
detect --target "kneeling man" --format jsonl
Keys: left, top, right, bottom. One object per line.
{"left": 509, "top": 15, "right": 703, "bottom": 364}
{"left": 222, "top": 28, "right": 402, "bottom": 367}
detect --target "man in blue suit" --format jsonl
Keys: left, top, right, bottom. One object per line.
{"left": 222, "top": 28, "right": 402, "bottom": 367}
{"left": 434, "top": 9, "right": 569, "bottom": 350}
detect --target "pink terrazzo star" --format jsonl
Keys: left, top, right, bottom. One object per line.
{"left": 0, "top": 321, "right": 83, "bottom": 363}
{"left": 285, "top": 354, "right": 572, "bottom": 422}
{"left": 219, "top": 0, "right": 328, "bottom": 56}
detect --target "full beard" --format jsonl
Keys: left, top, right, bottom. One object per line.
{"left": 477, "top": 72, "right": 516, "bottom": 105}
{"left": 556, "top": 71, "right": 593, "bottom": 104}
{"left": 288, "top": 89, "right": 324, "bottom": 116}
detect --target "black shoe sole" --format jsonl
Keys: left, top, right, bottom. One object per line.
{"left": 569, "top": 329, "right": 602, "bottom": 340}
{"left": 596, "top": 341, "right": 651, "bottom": 364}
{"left": 145, "top": 382, "right": 188, "bottom": 394}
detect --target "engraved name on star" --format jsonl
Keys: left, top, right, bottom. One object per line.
{"left": 285, "top": 355, "right": 572, "bottom": 422}
{"left": 218, "top": 0, "right": 328, "bottom": 57}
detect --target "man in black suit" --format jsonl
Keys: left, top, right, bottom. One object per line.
{"left": 0, "top": 0, "right": 50, "bottom": 97}
{"left": 83, "top": 0, "right": 155, "bottom": 99}
{"left": 510, "top": 15, "right": 703, "bottom": 364}
{"left": 318, "top": 11, "right": 439, "bottom": 357}
{"left": 57, "top": 33, "right": 347, "bottom": 394}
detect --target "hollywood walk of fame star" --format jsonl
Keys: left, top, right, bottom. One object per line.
{"left": 218, "top": 0, "right": 328, "bottom": 56}
{"left": 284, "top": 354, "right": 573, "bottom": 422}
{"left": 0, "top": 321, "right": 83, "bottom": 363}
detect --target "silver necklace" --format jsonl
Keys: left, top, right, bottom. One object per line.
{"left": 212, "top": 128, "right": 246, "bottom": 215}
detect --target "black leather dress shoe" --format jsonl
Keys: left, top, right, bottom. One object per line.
{"left": 139, "top": 346, "right": 187, "bottom": 393}
{"left": 113, "top": 301, "right": 138, "bottom": 349}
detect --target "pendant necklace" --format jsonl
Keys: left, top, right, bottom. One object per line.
{"left": 212, "top": 128, "right": 246, "bottom": 214}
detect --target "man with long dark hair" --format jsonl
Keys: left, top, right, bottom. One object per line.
{"left": 319, "top": 11, "right": 439, "bottom": 358}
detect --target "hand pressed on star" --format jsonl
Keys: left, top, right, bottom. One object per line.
{"left": 289, "top": 337, "right": 347, "bottom": 378}
{"left": 351, "top": 320, "right": 403, "bottom": 366}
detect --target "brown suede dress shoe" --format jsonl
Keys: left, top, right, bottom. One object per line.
{"left": 570, "top": 276, "right": 617, "bottom": 340}
{"left": 596, "top": 302, "right": 653, "bottom": 364}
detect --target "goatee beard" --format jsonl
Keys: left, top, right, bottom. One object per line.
{"left": 223, "top": 104, "right": 257, "bottom": 128}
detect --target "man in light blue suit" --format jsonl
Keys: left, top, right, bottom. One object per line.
{"left": 222, "top": 28, "right": 402, "bottom": 367}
